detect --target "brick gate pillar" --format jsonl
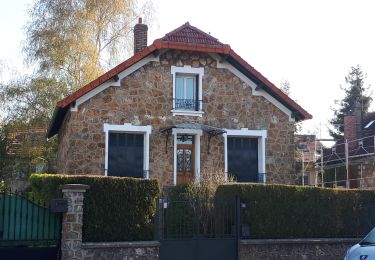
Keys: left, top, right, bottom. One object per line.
{"left": 60, "top": 184, "right": 90, "bottom": 260}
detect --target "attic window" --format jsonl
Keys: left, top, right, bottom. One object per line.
{"left": 171, "top": 65, "right": 204, "bottom": 117}
{"left": 364, "top": 120, "right": 375, "bottom": 129}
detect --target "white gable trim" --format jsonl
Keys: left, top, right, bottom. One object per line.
{"left": 223, "top": 128, "right": 267, "bottom": 183}
{"left": 71, "top": 55, "right": 160, "bottom": 111}
{"left": 103, "top": 123, "right": 152, "bottom": 178}
{"left": 210, "top": 54, "right": 294, "bottom": 122}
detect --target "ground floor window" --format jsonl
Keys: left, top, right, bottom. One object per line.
{"left": 224, "top": 128, "right": 267, "bottom": 183}
{"left": 108, "top": 133, "right": 144, "bottom": 178}
{"left": 227, "top": 137, "right": 258, "bottom": 182}
{"left": 103, "top": 123, "right": 152, "bottom": 178}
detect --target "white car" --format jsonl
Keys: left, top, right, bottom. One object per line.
{"left": 345, "top": 228, "right": 375, "bottom": 260}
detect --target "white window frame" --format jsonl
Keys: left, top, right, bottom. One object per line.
{"left": 223, "top": 128, "right": 267, "bottom": 183}
{"left": 103, "top": 123, "right": 152, "bottom": 178}
{"left": 171, "top": 65, "right": 204, "bottom": 117}
{"left": 172, "top": 128, "right": 202, "bottom": 185}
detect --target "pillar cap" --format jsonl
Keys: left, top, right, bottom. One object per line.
{"left": 61, "top": 184, "right": 90, "bottom": 191}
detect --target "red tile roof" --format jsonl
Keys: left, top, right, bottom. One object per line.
{"left": 160, "top": 22, "right": 228, "bottom": 49}
{"left": 48, "top": 22, "right": 312, "bottom": 138}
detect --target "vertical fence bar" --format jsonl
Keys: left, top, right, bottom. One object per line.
{"left": 37, "top": 200, "right": 40, "bottom": 240}
{"left": 0, "top": 194, "right": 2, "bottom": 239}
{"left": 42, "top": 202, "right": 46, "bottom": 240}
{"left": 31, "top": 199, "right": 35, "bottom": 240}
{"left": 46, "top": 204, "right": 51, "bottom": 240}
{"left": 25, "top": 194, "right": 29, "bottom": 240}
{"left": 2, "top": 192, "right": 5, "bottom": 240}
{"left": 154, "top": 198, "right": 160, "bottom": 241}
{"left": 7, "top": 192, "right": 10, "bottom": 240}
{"left": 235, "top": 196, "right": 240, "bottom": 260}
{"left": 19, "top": 194, "right": 23, "bottom": 240}
{"left": 13, "top": 194, "right": 18, "bottom": 240}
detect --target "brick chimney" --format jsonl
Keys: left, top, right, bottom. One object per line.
{"left": 354, "top": 101, "right": 362, "bottom": 139}
{"left": 133, "top": 18, "right": 148, "bottom": 55}
{"left": 344, "top": 115, "right": 358, "bottom": 142}
{"left": 344, "top": 101, "right": 362, "bottom": 142}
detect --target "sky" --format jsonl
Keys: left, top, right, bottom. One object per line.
{"left": 1, "top": 0, "right": 375, "bottom": 139}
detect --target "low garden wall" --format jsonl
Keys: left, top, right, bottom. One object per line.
{"left": 239, "top": 238, "right": 358, "bottom": 260}
{"left": 81, "top": 241, "right": 159, "bottom": 260}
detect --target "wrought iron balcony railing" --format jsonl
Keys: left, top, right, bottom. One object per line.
{"left": 173, "top": 99, "right": 203, "bottom": 111}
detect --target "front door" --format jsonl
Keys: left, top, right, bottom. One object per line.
{"left": 177, "top": 135, "right": 194, "bottom": 184}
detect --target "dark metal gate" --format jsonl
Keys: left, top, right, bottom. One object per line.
{"left": 157, "top": 197, "right": 241, "bottom": 260}
{"left": 0, "top": 191, "right": 62, "bottom": 259}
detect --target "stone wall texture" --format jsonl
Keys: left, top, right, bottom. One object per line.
{"left": 239, "top": 238, "right": 358, "bottom": 260}
{"left": 61, "top": 184, "right": 89, "bottom": 260}
{"left": 57, "top": 50, "right": 296, "bottom": 185}
{"left": 81, "top": 242, "right": 159, "bottom": 260}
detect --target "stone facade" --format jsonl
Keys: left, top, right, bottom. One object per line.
{"left": 239, "top": 238, "right": 358, "bottom": 260}
{"left": 57, "top": 50, "right": 296, "bottom": 186}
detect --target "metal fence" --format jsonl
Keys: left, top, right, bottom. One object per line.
{"left": 0, "top": 190, "right": 61, "bottom": 247}
{"left": 157, "top": 197, "right": 240, "bottom": 260}
{"left": 158, "top": 198, "right": 238, "bottom": 240}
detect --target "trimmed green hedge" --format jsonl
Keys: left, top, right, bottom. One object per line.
{"left": 216, "top": 184, "right": 375, "bottom": 239}
{"left": 29, "top": 174, "right": 160, "bottom": 242}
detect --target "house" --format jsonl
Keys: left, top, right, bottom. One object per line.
{"left": 320, "top": 103, "right": 375, "bottom": 188}
{"left": 47, "top": 19, "right": 312, "bottom": 187}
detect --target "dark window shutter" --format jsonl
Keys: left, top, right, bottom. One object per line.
{"left": 108, "top": 133, "right": 144, "bottom": 178}
{"left": 227, "top": 137, "right": 259, "bottom": 182}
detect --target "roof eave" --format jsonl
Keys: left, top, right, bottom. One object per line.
{"left": 47, "top": 105, "right": 69, "bottom": 138}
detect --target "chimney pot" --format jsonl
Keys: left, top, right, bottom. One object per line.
{"left": 134, "top": 17, "right": 148, "bottom": 55}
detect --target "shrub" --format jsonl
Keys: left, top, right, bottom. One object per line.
{"left": 216, "top": 183, "right": 375, "bottom": 238}
{"left": 29, "top": 173, "right": 160, "bottom": 242}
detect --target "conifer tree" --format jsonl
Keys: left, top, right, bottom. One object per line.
{"left": 329, "top": 65, "right": 372, "bottom": 140}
